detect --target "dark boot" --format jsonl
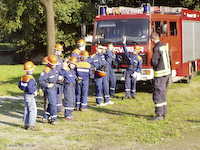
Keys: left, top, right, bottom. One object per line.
{"left": 163, "top": 114, "right": 167, "bottom": 119}
{"left": 122, "top": 97, "right": 130, "bottom": 100}
{"left": 150, "top": 114, "right": 163, "bottom": 121}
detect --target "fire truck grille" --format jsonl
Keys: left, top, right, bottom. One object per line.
{"left": 138, "top": 53, "right": 147, "bottom": 65}
{"left": 117, "top": 53, "right": 147, "bottom": 68}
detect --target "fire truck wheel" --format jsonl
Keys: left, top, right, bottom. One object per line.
{"left": 185, "top": 75, "right": 192, "bottom": 84}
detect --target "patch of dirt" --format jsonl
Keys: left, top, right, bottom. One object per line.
{"left": 0, "top": 96, "right": 200, "bottom": 150}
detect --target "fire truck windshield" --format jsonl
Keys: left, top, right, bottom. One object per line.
{"left": 93, "top": 19, "right": 149, "bottom": 45}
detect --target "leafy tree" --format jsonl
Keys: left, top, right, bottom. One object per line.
{"left": 0, "top": 0, "right": 96, "bottom": 62}
{"left": 41, "top": 0, "right": 55, "bottom": 55}
{"left": 181, "top": 0, "right": 200, "bottom": 11}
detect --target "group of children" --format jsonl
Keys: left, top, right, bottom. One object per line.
{"left": 18, "top": 38, "right": 143, "bottom": 130}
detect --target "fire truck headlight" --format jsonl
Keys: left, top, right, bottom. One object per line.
{"left": 141, "top": 70, "right": 151, "bottom": 75}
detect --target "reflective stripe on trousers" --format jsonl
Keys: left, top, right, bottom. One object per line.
{"left": 153, "top": 76, "right": 169, "bottom": 115}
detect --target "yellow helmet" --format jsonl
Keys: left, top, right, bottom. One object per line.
{"left": 135, "top": 45, "right": 141, "bottom": 51}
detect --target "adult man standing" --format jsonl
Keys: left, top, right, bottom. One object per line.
{"left": 150, "top": 33, "right": 171, "bottom": 121}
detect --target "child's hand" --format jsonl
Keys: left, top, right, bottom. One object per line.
{"left": 34, "top": 91, "right": 37, "bottom": 97}
{"left": 63, "top": 61, "right": 68, "bottom": 70}
{"left": 48, "top": 83, "right": 54, "bottom": 88}
{"left": 123, "top": 36, "right": 126, "bottom": 44}
{"left": 77, "top": 77, "right": 82, "bottom": 83}
{"left": 38, "top": 88, "right": 43, "bottom": 96}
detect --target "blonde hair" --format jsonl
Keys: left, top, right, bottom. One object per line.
{"left": 150, "top": 33, "right": 159, "bottom": 40}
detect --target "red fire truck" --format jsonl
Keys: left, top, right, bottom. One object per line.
{"left": 91, "top": 4, "right": 200, "bottom": 84}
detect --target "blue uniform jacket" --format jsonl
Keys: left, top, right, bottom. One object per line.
{"left": 90, "top": 52, "right": 106, "bottom": 70}
{"left": 59, "top": 66, "right": 77, "bottom": 84}
{"left": 71, "top": 48, "right": 81, "bottom": 62}
{"left": 123, "top": 44, "right": 143, "bottom": 72}
{"left": 54, "top": 53, "right": 63, "bottom": 84}
{"left": 71, "top": 48, "right": 92, "bottom": 63}
{"left": 54, "top": 53, "right": 63, "bottom": 72}
{"left": 18, "top": 73, "right": 37, "bottom": 94}
{"left": 104, "top": 48, "right": 113, "bottom": 66}
{"left": 104, "top": 48, "right": 120, "bottom": 68}
{"left": 76, "top": 60, "right": 93, "bottom": 80}
{"left": 38, "top": 66, "right": 58, "bottom": 88}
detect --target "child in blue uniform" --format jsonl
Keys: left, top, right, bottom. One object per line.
{"left": 39, "top": 56, "right": 49, "bottom": 112}
{"left": 104, "top": 42, "right": 120, "bottom": 98}
{"left": 71, "top": 39, "right": 86, "bottom": 62}
{"left": 91, "top": 44, "right": 114, "bottom": 106}
{"left": 122, "top": 36, "right": 143, "bottom": 100}
{"left": 38, "top": 54, "right": 60, "bottom": 125}
{"left": 59, "top": 56, "right": 80, "bottom": 120}
{"left": 18, "top": 61, "right": 38, "bottom": 130}
{"left": 75, "top": 51, "right": 93, "bottom": 111}
{"left": 53, "top": 43, "right": 64, "bottom": 114}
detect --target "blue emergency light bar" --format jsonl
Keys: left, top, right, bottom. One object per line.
{"left": 142, "top": 3, "right": 151, "bottom": 13}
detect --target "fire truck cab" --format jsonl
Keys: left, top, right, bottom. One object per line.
{"left": 91, "top": 4, "right": 200, "bottom": 84}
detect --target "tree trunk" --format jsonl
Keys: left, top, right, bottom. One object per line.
{"left": 41, "top": 0, "right": 55, "bottom": 55}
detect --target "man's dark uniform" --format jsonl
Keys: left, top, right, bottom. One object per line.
{"left": 151, "top": 41, "right": 171, "bottom": 118}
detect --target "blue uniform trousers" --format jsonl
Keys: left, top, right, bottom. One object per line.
{"left": 43, "top": 86, "right": 57, "bottom": 121}
{"left": 56, "top": 84, "right": 63, "bottom": 112}
{"left": 107, "top": 65, "right": 116, "bottom": 96}
{"left": 23, "top": 93, "right": 37, "bottom": 127}
{"left": 153, "top": 76, "right": 168, "bottom": 115}
{"left": 94, "top": 75, "right": 110, "bottom": 104}
{"left": 64, "top": 84, "right": 75, "bottom": 117}
{"left": 125, "top": 70, "right": 137, "bottom": 98}
{"left": 76, "top": 79, "right": 89, "bottom": 109}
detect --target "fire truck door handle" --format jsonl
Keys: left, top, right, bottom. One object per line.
{"left": 177, "top": 44, "right": 180, "bottom": 46}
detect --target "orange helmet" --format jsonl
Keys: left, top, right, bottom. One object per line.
{"left": 80, "top": 51, "right": 89, "bottom": 58}
{"left": 69, "top": 56, "right": 77, "bottom": 65}
{"left": 97, "top": 70, "right": 107, "bottom": 77}
{"left": 47, "top": 54, "right": 59, "bottom": 65}
{"left": 78, "top": 39, "right": 86, "bottom": 45}
{"left": 42, "top": 56, "right": 48, "bottom": 65}
{"left": 24, "top": 61, "right": 36, "bottom": 71}
{"left": 54, "top": 43, "right": 63, "bottom": 51}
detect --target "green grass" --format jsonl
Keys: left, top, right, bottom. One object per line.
{"left": 0, "top": 65, "right": 44, "bottom": 96}
{"left": 0, "top": 65, "right": 200, "bottom": 149}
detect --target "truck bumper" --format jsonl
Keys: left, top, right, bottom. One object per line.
{"left": 115, "top": 68, "right": 154, "bottom": 82}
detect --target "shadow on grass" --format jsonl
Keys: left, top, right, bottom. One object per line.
{"left": 0, "top": 120, "right": 23, "bottom": 128}
{"left": 90, "top": 106, "right": 149, "bottom": 118}
{"left": 0, "top": 99, "right": 45, "bottom": 127}
{"left": 187, "top": 120, "right": 200, "bottom": 123}
{"left": 88, "top": 81, "right": 153, "bottom": 96}
{"left": 0, "top": 101, "right": 24, "bottom": 119}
